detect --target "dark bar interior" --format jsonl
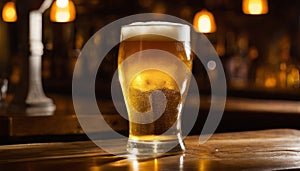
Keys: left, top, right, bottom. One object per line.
{"left": 0, "top": 0, "right": 300, "bottom": 170}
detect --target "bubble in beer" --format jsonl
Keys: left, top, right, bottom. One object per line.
{"left": 128, "top": 69, "right": 181, "bottom": 138}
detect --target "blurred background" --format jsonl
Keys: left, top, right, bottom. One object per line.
{"left": 1, "top": 0, "right": 299, "bottom": 98}
{"left": 0, "top": 0, "right": 300, "bottom": 141}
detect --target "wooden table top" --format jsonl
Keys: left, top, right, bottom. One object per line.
{"left": 0, "top": 129, "right": 299, "bottom": 171}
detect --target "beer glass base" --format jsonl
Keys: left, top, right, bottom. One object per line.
{"left": 127, "top": 138, "right": 185, "bottom": 157}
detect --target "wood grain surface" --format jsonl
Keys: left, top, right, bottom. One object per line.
{"left": 0, "top": 129, "right": 299, "bottom": 170}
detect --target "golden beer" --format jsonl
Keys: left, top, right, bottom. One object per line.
{"left": 118, "top": 22, "right": 192, "bottom": 155}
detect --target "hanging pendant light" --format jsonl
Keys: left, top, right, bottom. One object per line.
{"left": 50, "top": 0, "right": 76, "bottom": 22}
{"left": 2, "top": 1, "right": 17, "bottom": 22}
{"left": 193, "top": 9, "right": 217, "bottom": 33}
{"left": 242, "top": 0, "right": 268, "bottom": 15}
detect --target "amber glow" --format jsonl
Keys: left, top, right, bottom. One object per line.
{"left": 287, "top": 67, "right": 300, "bottom": 88}
{"left": 50, "top": 0, "right": 76, "bottom": 22}
{"left": 242, "top": 0, "right": 268, "bottom": 15}
{"left": 154, "top": 158, "right": 158, "bottom": 171}
{"left": 193, "top": 9, "right": 216, "bottom": 33}
{"left": 264, "top": 76, "right": 276, "bottom": 88}
{"left": 2, "top": 1, "right": 17, "bottom": 22}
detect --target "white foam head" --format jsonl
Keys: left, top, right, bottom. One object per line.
{"left": 121, "top": 21, "right": 190, "bottom": 42}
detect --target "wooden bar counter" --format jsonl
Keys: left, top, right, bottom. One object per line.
{"left": 0, "top": 129, "right": 299, "bottom": 170}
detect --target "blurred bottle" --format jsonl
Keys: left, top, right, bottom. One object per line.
{"left": 226, "top": 33, "right": 258, "bottom": 88}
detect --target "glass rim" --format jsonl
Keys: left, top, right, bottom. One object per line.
{"left": 120, "top": 21, "right": 190, "bottom": 41}
{"left": 122, "top": 21, "right": 190, "bottom": 28}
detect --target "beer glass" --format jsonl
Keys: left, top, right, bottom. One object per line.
{"left": 118, "top": 22, "right": 192, "bottom": 156}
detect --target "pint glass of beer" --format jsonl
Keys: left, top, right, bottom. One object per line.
{"left": 118, "top": 22, "right": 192, "bottom": 156}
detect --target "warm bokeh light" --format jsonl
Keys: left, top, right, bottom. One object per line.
{"left": 50, "top": 0, "right": 76, "bottom": 22}
{"left": 2, "top": 1, "right": 17, "bottom": 22}
{"left": 242, "top": 0, "right": 268, "bottom": 15}
{"left": 193, "top": 9, "right": 216, "bottom": 33}
{"left": 264, "top": 76, "right": 276, "bottom": 88}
